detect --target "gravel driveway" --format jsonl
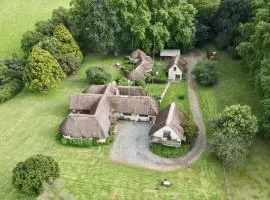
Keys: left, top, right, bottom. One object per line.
{"left": 110, "top": 49, "right": 207, "bottom": 171}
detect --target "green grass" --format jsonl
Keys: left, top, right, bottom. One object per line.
{"left": 145, "top": 83, "right": 167, "bottom": 97}
{"left": 150, "top": 143, "right": 190, "bottom": 158}
{"left": 0, "top": 0, "right": 70, "bottom": 58}
{"left": 161, "top": 82, "right": 190, "bottom": 114}
{"left": 0, "top": 53, "right": 225, "bottom": 200}
{"left": 197, "top": 45, "right": 270, "bottom": 199}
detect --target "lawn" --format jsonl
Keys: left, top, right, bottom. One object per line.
{"left": 0, "top": 0, "right": 70, "bottom": 58}
{"left": 197, "top": 46, "right": 270, "bottom": 199}
{"left": 0, "top": 53, "right": 225, "bottom": 200}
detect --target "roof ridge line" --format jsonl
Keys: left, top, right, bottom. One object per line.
{"left": 166, "top": 103, "right": 175, "bottom": 125}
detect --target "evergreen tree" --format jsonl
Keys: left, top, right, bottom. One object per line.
{"left": 23, "top": 47, "right": 65, "bottom": 91}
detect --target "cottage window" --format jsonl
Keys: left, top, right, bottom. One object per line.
{"left": 140, "top": 114, "right": 148, "bottom": 117}
{"left": 163, "top": 130, "right": 171, "bottom": 139}
{"left": 173, "top": 67, "right": 176, "bottom": 71}
{"left": 123, "top": 113, "right": 131, "bottom": 116}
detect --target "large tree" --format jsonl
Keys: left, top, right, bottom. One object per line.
{"left": 210, "top": 105, "right": 258, "bottom": 168}
{"left": 70, "top": 0, "right": 121, "bottom": 52}
{"left": 114, "top": 0, "right": 197, "bottom": 53}
{"left": 23, "top": 47, "right": 65, "bottom": 91}
{"left": 236, "top": 1, "right": 270, "bottom": 137}
{"left": 214, "top": 0, "right": 252, "bottom": 53}
{"left": 39, "top": 24, "right": 83, "bottom": 75}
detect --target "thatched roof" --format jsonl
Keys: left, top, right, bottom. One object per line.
{"left": 60, "top": 114, "right": 109, "bottom": 139}
{"left": 60, "top": 82, "right": 160, "bottom": 139}
{"left": 149, "top": 103, "right": 188, "bottom": 140}
{"left": 169, "top": 54, "right": 187, "bottom": 73}
{"left": 69, "top": 93, "right": 102, "bottom": 112}
{"left": 160, "top": 49, "right": 180, "bottom": 57}
{"left": 131, "top": 49, "right": 147, "bottom": 59}
{"left": 118, "top": 86, "right": 147, "bottom": 96}
{"left": 108, "top": 96, "right": 159, "bottom": 116}
{"left": 128, "top": 50, "right": 153, "bottom": 81}
{"left": 84, "top": 85, "right": 107, "bottom": 94}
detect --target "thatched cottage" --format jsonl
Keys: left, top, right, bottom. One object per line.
{"left": 60, "top": 82, "right": 159, "bottom": 141}
{"left": 128, "top": 49, "right": 153, "bottom": 81}
{"left": 160, "top": 49, "right": 181, "bottom": 59}
{"left": 149, "top": 103, "right": 188, "bottom": 147}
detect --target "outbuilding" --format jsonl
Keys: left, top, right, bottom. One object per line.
{"left": 160, "top": 49, "right": 180, "bottom": 59}
{"left": 168, "top": 54, "right": 187, "bottom": 81}
{"left": 149, "top": 103, "right": 187, "bottom": 147}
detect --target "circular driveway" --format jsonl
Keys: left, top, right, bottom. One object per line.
{"left": 110, "top": 49, "right": 207, "bottom": 171}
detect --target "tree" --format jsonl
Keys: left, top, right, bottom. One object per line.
{"left": 213, "top": 0, "right": 252, "bottom": 51}
{"left": 39, "top": 24, "right": 83, "bottom": 75}
{"left": 236, "top": 2, "right": 270, "bottom": 137}
{"left": 23, "top": 47, "right": 65, "bottom": 91}
{"left": 21, "top": 31, "right": 44, "bottom": 53}
{"left": 85, "top": 66, "right": 111, "bottom": 85}
{"left": 192, "top": 60, "right": 218, "bottom": 86}
{"left": 113, "top": 0, "right": 197, "bottom": 53}
{"left": 210, "top": 105, "right": 258, "bottom": 168}
{"left": 12, "top": 154, "right": 60, "bottom": 194}
{"left": 2, "top": 54, "right": 26, "bottom": 81}
{"left": 70, "top": 0, "right": 121, "bottom": 52}
{"left": 183, "top": 120, "right": 199, "bottom": 144}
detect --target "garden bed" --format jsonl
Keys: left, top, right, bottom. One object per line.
{"left": 149, "top": 143, "right": 190, "bottom": 158}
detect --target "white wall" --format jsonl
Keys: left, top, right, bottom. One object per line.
{"left": 153, "top": 126, "right": 181, "bottom": 141}
{"left": 168, "top": 65, "right": 182, "bottom": 81}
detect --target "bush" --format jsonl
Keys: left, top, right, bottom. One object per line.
{"left": 135, "top": 80, "right": 145, "bottom": 87}
{"left": 23, "top": 47, "right": 66, "bottom": 91}
{"left": 149, "top": 143, "right": 189, "bottom": 158}
{"left": 85, "top": 66, "right": 111, "bottom": 85}
{"left": 183, "top": 120, "right": 199, "bottom": 144}
{"left": 178, "top": 95, "right": 185, "bottom": 100}
{"left": 145, "top": 72, "right": 153, "bottom": 83}
{"left": 0, "top": 80, "right": 23, "bottom": 103}
{"left": 12, "top": 154, "right": 60, "bottom": 194}
{"left": 122, "top": 64, "right": 134, "bottom": 74}
{"left": 21, "top": 31, "right": 44, "bottom": 54}
{"left": 192, "top": 60, "right": 218, "bottom": 86}
{"left": 117, "top": 77, "right": 130, "bottom": 86}
{"left": 57, "top": 132, "right": 115, "bottom": 147}
{"left": 153, "top": 77, "right": 167, "bottom": 84}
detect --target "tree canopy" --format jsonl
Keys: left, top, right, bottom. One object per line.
{"left": 23, "top": 47, "right": 65, "bottom": 91}
{"left": 12, "top": 154, "right": 60, "bottom": 194}
{"left": 210, "top": 105, "right": 258, "bottom": 168}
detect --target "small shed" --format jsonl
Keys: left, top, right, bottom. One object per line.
{"left": 168, "top": 54, "right": 187, "bottom": 81}
{"left": 160, "top": 49, "right": 181, "bottom": 59}
{"left": 149, "top": 103, "right": 188, "bottom": 147}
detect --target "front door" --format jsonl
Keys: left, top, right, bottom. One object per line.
{"left": 175, "top": 75, "right": 181, "bottom": 81}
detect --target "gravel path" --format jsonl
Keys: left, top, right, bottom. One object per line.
{"left": 110, "top": 49, "right": 207, "bottom": 171}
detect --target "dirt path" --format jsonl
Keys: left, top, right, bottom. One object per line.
{"left": 110, "top": 49, "right": 207, "bottom": 171}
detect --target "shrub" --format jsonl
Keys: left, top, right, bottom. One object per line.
{"left": 210, "top": 105, "right": 258, "bottom": 168}
{"left": 178, "top": 95, "right": 185, "bottom": 100}
{"left": 117, "top": 77, "right": 130, "bottom": 86}
{"left": 145, "top": 72, "right": 153, "bottom": 83}
{"left": 12, "top": 154, "right": 60, "bottom": 194}
{"left": 57, "top": 132, "right": 115, "bottom": 147}
{"left": 183, "top": 120, "right": 199, "bottom": 144}
{"left": 153, "top": 77, "right": 167, "bottom": 84}
{"left": 21, "top": 31, "right": 44, "bottom": 54}
{"left": 0, "top": 80, "right": 23, "bottom": 103}
{"left": 149, "top": 143, "right": 189, "bottom": 158}
{"left": 122, "top": 64, "right": 134, "bottom": 74}
{"left": 85, "top": 66, "right": 111, "bottom": 85}
{"left": 2, "top": 54, "right": 26, "bottom": 81}
{"left": 24, "top": 47, "right": 65, "bottom": 91}
{"left": 135, "top": 80, "right": 145, "bottom": 87}
{"left": 192, "top": 60, "right": 218, "bottom": 86}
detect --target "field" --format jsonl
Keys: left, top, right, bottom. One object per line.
{"left": 0, "top": 0, "right": 70, "bottom": 58}
{"left": 197, "top": 46, "right": 270, "bottom": 200}
{"left": 0, "top": 53, "right": 225, "bottom": 199}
